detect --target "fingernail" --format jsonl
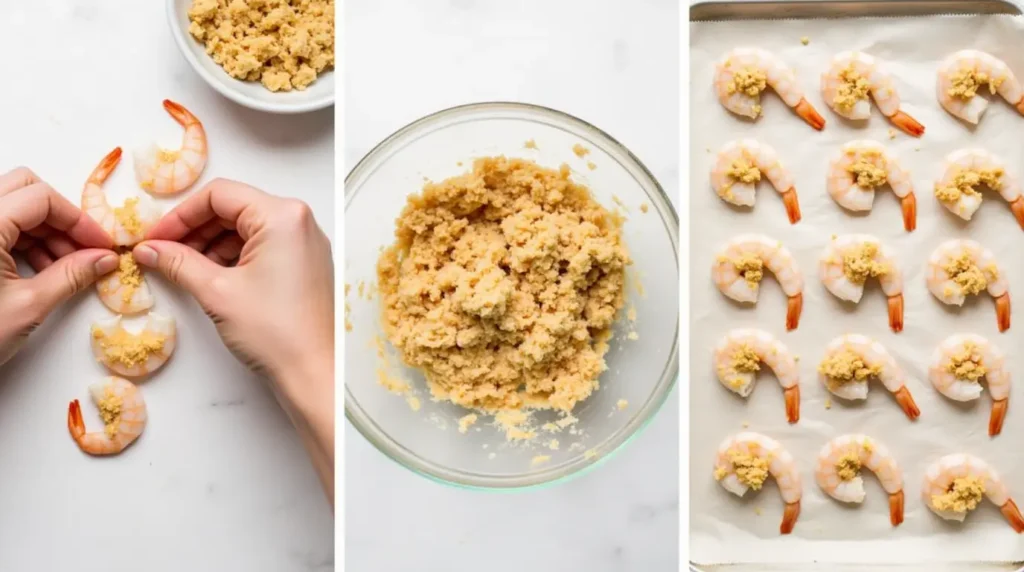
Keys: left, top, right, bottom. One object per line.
{"left": 134, "top": 245, "right": 158, "bottom": 267}
{"left": 94, "top": 254, "right": 119, "bottom": 275}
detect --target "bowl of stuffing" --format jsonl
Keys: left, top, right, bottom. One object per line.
{"left": 167, "top": 0, "right": 335, "bottom": 114}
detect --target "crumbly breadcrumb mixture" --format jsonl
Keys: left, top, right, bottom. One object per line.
{"left": 935, "top": 168, "right": 1003, "bottom": 203}
{"left": 729, "top": 344, "right": 761, "bottom": 387}
{"left": 114, "top": 198, "right": 144, "bottom": 237}
{"left": 727, "top": 66, "right": 767, "bottom": 98}
{"left": 932, "top": 476, "right": 985, "bottom": 512}
{"left": 943, "top": 253, "right": 990, "bottom": 296}
{"left": 836, "top": 452, "right": 861, "bottom": 481}
{"left": 819, "top": 350, "right": 880, "bottom": 386}
{"left": 727, "top": 158, "right": 761, "bottom": 185}
{"left": 842, "top": 243, "right": 888, "bottom": 285}
{"left": 732, "top": 255, "right": 764, "bottom": 287}
{"left": 92, "top": 327, "right": 166, "bottom": 368}
{"left": 947, "top": 343, "right": 986, "bottom": 382}
{"left": 948, "top": 68, "right": 1003, "bottom": 99}
{"left": 834, "top": 65, "right": 871, "bottom": 111}
{"left": 715, "top": 449, "right": 769, "bottom": 489}
{"left": 846, "top": 149, "right": 887, "bottom": 188}
{"left": 116, "top": 252, "right": 143, "bottom": 304}
{"left": 376, "top": 157, "right": 630, "bottom": 414}
{"left": 97, "top": 388, "right": 123, "bottom": 439}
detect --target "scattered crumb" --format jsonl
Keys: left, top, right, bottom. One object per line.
{"left": 377, "top": 368, "right": 410, "bottom": 395}
{"left": 584, "top": 449, "right": 598, "bottom": 460}
{"left": 627, "top": 306, "right": 637, "bottom": 321}
{"left": 639, "top": 202, "right": 649, "bottom": 214}
{"left": 755, "top": 507, "right": 764, "bottom": 515}
{"left": 706, "top": 148, "right": 711, "bottom": 153}
{"left": 345, "top": 303, "right": 352, "bottom": 331}
{"left": 458, "top": 413, "right": 478, "bottom": 434}
{"left": 531, "top": 455, "right": 551, "bottom": 466}
{"left": 626, "top": 331, "right": 639, "bottom": 341}
{"left": 800, "top": 36, "right": 809, "bottom": 46}
{"left": 888, "top": 128, "right": 897, "bottom": 140}
{"left": 456, "top": 161, "right": 463, "bottom": 166}
{"left": 742, "top": 421, "right": 750, "bottom": 428}
{"left": 587, "top": 161, "right": 597, "bottom": 171}
{"left": 407, "top": 397, "right": 421, "bottom": 411}
{"left": 825, "top": 398, "right": 832, "bottom": 410}
{"left": 616, "top": 399, "right": 628, "bottom": 411}
{"left": 357, "top": 281, "right": 365, "bottom": 298}
{"left": 548, "top": 439, "right": 560, "bottom": 450}
{"left": 572, "top": 143, "right": 590, "bottom": 158}
{"left": 524, "top": 139, "right": 538, "bottom": 150}
{"left": 831, "top": 234, "right": 837, "bottom": 240}
{"left": 612, "top": 194, "right": 630, "bottom": 212}
{"left": 915, "top": 147, "right": 921, "bottom": 152}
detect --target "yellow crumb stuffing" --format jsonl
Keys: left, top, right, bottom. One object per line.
{"left": 836, "top": 452, "right": 862, "bottom": 481}
{"left": 742, "top": 420, "right": 750, "bottom": 428}
{"left": 935, "top": 168, "right": 1003, "bottom": 203}
{"left": 726, "top": 66, "right": 767, "bottom": 99}
{"left": 842, "top": 242, "right": 888, "bottom": 284}
{"left": 587, "top": 161, "right": 597, "bottom": 171}
{"left": 616, "top": 399, "right": 628, "bottom": 410}
{"left": 91, "top": 327, "right": 166, "bottom": 368}
{"left": 407, "top": 396, "right": 421, "bottom": 411}
{"left": 729, "top": 345, "right": 761, "bottom": 384}
{"left": 97, "top": 387, "right": 123, "bottom": 439}
{"left": 639, "top": 203, "right": 649, "bottom": 213}
{"left": 572, "top": 144, "right": 590, "bottom": 158}
{"left": 187, "top": 0, "right": 335, "bottom": 93}
{"left": 733, "top": 255, "right": 764, "bottom": 286}
{"left": 948, "top": 68, "right": 1003, "bottom": 99}
{"left": 715, "top": 450, "right": 769, "bottom": 489}
{"left": 114, "top": 198, "right": 144, "bottom": 238}
{"left": 376, "top": 157, "right": 630, "bottom": 416}
{"left": 932, "top": 476, "right": 985, "bottom": 512}
{"left": 524, "top": 139, "right": 538, "bottom": 149}
{"left": 800, "top": 36, "right": 810, "bottom": 46}
{"left": 846, "top": 149, "right": 887, "bottom": 188}
{"left": 727, "top": 158, "right": 761, "bottom": 185}
{"left": 824, "top": 398, "right": 832, "bottom": 409}
{"left": 111, "top": 252, "right": 143, "bottom": 304}
{"left": 531, "top": 455, "right": 551, "bottom": 466}
{"left": 819, "top": 350, "right": 880, "bottom": 387}
{"left": 946, "top": 343, "right": 986, "bottom": 382}
{"left": 755, "top": 507, "right": 764, "bottom": 515}
{"left": 458, "top": 413, "right": 478, "bottom": 434}
{"left": 943, "top": 253, "right": 989, "bottom": 296}
{"left": 834, "top": 65, "right": 871, "bottom": 111}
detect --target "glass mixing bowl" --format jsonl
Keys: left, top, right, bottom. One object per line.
{"left": 344, "top": 102, "right": 678, "bottom": 489}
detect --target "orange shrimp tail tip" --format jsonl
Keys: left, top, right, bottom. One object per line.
{"left": 901, "top": 193, "right": 917, "bottom": 232}
{"left": 1016, "top": 98, "right": 1024, "bottom": 116}
{"left": 1010, "top": 198, "right": 1024, "bottom": 230}
{"left": 782, "top": 189, "right": 801, "bottom": 224}
{"left": 163, "top": 99, "right": 198, "bottom": 125}
{"left": 894, "top": 387, "right": 920, "bottom": 420}
{"left": 888, "top": 294, "right": 904, "bottom": 333}
{"left": 784, "top": 385, "right": 800, "bottom": 424}
{"left": 786, "top": 293, "right": 803, "bottom": 331}
{"left": 780, "top": 502, "right": 800, "bottom": 534}
{"left": 990, "top": 399, "right": 1008, "bottom": 437}
{"left": 890, "top": 111, "right": 925, "bottom": 137}
{"left": 996, "top": 294, "right": 1011, "bottom": 332}
{"left": 1001, "top": 499, "right": 1024, "bottom": 533}
{"left": 67, "top": 400, "right": 85, "bottom": 442}
{"left": 795, "top": 99, "right": 825, "bottom": 130}
{"left": 889, "top": 491, "right": 905, "bottom": 527}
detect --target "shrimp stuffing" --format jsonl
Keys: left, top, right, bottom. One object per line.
{"left": 91, "top": 313, "right": 176, "bottom": 378}
{"left": 713, "top": 328, "right": 801, "bottom": 423}
{"left": 67, "top": 376, "right": 147, "bottom": 456}
{"left": 821, "top": 51, "right": 924, "bottom": 136}
{"left": 818, "top": 334, "right": 920, "bottom": 420}
{"left": 714, "top": 47, "right": 826, "bottom": 130}
{"left": 934, "top": 149, "right": 1024, "bottom": 229}
{"left": 714, "top": 432, "right": 802, "bottom": 534}
{"left": 820, "top": 234, "right": 904, "bottom": 332}
{"left": 937, "top": 50, "right": 1024, "bottom": 125}
{"left": 82, "top": 147, "right": 162, "bottom": 246}
{"left": 712, "top": 234, "right": 804, "bottom": 330}
{"left": 926, "top": 239, "right": 1010, "bottom": 332}
{"left": 815, "top": 434, "right": 904, "bottom": 526}
{"left": 96, "top": 252, "right": 154, "bottom": 315}
{"left": 710, "top": 139, "right": 801, "bottom": 223}
{"left": 923, "top": 453, "right": 1024, "bottom": 532}
{"left": 827, "top": 140, "right": 917, "bottom": 231}
{"left": 133, "top": 99, "right": 208, "bottom": 196}
{"left": 929, "top": 334, "right": 1010, "bottom": 436}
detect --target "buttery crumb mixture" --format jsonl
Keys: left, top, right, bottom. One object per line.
{"left": 834, "top": 66, "right": 871, "bottom": 111}
{"left": 846, "top": 150, "right": 887, "bottom": 188}
{"left": 97, "top": 388, "right": 124, "bottom": 439}
{"left": 943, "top": 253, "right": 990, "bottom": 296}
{"left": 732, "top": 255, "right": 764, "bottom": 287}
{"left": 727, "top": 158, "right": 761, "bottom": 184}
{"left": 187, "top": 0, "right": 335, "bottom": 92}
{"left": 819, "top": 349, "right": 880, "bottom": 387}
{"left": 836, "top": 452, "right": 861, "bottom": 481}
{"left": 932, "top": 476, "right": 985, "bottom": 512}
{"left": 714, "top": 450, "right": 769, "bottom": 489}
{"left": 842, "top": 243, "right": 888, "bottom": 284}
{"left": 92, "top": 327, "right": 166, "bottom": 368}
{"left": 947, "top": 343, "right": 986, "bottom": 382}
{"left": 948, "top": 68, "right": 1003, "bottom": 99}
{"left": 116, "top": 252, "right": 143, "bottom": 303}
{"left": 376, "top": 157, "right": 630, "bottom": 414}
{"left": 935, "top": 168, "right": 1003, "bottom": 203}
{"left": 114, "top": 198, "right": 144, "bottom": 237}
{"left": 727, "top": 66, "right": 767, "bottom": 98}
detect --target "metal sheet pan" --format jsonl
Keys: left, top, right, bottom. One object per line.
{"left": 689, "top": 1, "right": 1023, "bottom": 571}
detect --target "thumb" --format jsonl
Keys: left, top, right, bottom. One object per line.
{"left": 25, "top": 249, "right": 119, "bottom": 313}
{"left": 133, "top": 240, "right": 223, "bottom": 299}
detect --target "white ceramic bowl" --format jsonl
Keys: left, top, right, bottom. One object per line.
{"left": 166, "top": 0, "right": 334, "bottom": 114}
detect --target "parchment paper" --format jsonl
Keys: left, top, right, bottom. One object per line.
{"left": 691, "top": 14, "right": 1024, "bottom": 566}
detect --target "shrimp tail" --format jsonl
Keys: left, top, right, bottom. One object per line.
{"left": 990, "top": 398, "right": 1008, "bottom": 436}
{"left": 780, "top": 501, "right": 800, "bottom": 534}
{"left": 781, "top": 188, "right": 801, "bottom": 224}
{"left": 795, "top": 98, "right": 825, "bottom": 131}
{"left": 894, "top": 386, "right": 920, "bottom": 420}
{"left": 67, "top": 400, "right": 85, "bottom": 444}
{"left": 888, "top": 294, "right": 904, "bottom": 333}
{"left": 1001, "top": 499, "right": 1024, "bottom": 533}
{"left": 996, "top": 293, "right": 1011, "bottom": 332}
{"left": 786, "top": 293, "right": 803, "bottom": 331}
{"left": 1016, "top": 97, "right": 1024, "bottom": 117}
{"left": 889, "top": 491, "right": 905, "bottom": 527}
{"left": 163, "top": 99, "right": 200, "bottom": 127}
{"left": 1010, "top": 197, "right": 1024, "bottom": 231}
{"left": 87, "top": 147, "right": 123, "bottom": 187}
{"left": 889, "top": 110, "right": 925, "bottom": 137}
{"left": 901, "top": 193, "right": 917, "bottom": 232}
{"left": 784, "top": 385, "right": 800, "bottom": 424}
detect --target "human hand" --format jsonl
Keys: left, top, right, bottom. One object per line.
{"left": 0, "top": 167, "right": 118, "bottom": 367}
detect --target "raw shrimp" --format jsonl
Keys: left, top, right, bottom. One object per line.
{"left": 67, "top": 376, "right": 147, "bottom": 456}
{"left": 95, "top": 252, "right": 154, "bottom": 315}
{"left": 821, "top": 51, "right": 925, "bottom": 136}
{"left": 929, "top": 334, "right": 1010, "bottom": 436}
{"left": 826, "top": 140, "right": 917, "bottom": 232}
{"left": 820, "top": 234, "right": 904, "bottom": 332}
{"left": 82, "top": 147, "right": 162, "bottom": 247}
{"left": 714, "top": 47, "right": 826, "bottom": 130}
{"left": 712, "top": 234, "right": 804, "bottom": 330}
{"left": 815, "top": 434, "right": 904, "bottom": 526}
{"left": 133, "top": 99, "right": 208, "bottom": 195}
{"left": 922, "top": 453, "right": 1024, "bottom": 532}
{"left": 818, "top": 334, "right": 920, "bottom": 420}
{"left": 937, "top": 50, "right": 1024, "bottom": 125}
{"left": 713, "top": 432, "right": 802, "bottom": 534}
{"left": 710, "top": 139, "right": 801, "bottom": 224}
{"left": 926, "top": 239, "right": 1010, "bottom": 332}
{"left": 713, "top": 328, "right": 801, "bottom": 423}
{"left": 934, "top": 149, "right": 1024, "bottom": 229}
{"left": 90, "top": 313, "right": 176, "bottom": 378}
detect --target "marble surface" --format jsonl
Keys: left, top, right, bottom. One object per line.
{"left": 0, "top": 2, "right": 333, "bottom": 570}
{"left": 344, "top": 1, "right": 680, "bottom": 570}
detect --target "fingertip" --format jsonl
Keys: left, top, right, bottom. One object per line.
{"left": 132, "top": 243, "right": 159, "bottom": 267}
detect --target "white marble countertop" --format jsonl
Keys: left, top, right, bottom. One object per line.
{"left": 344, "top": 1, "right": 679, "bottom": 570}
{"left": 0, "top": 2, "right": 334, "bottom": 570}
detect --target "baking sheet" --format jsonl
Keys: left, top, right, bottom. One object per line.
{"left": 691, "top": 14, "right": 1024, "bottom": 566}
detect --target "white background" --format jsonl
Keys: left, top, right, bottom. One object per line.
{"left": 344, "top": 0, "right": 680, "bottom": 570}
{"left": 0, "top": 2, "right": 334, "bottom": 570}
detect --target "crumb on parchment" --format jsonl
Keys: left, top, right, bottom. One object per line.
{"left": 825, "top": 397, "right": 832, "bottom": 410}
{"left": 800, "top": 36, "right": 809, "bottom": 46}
{"left": 888, "top": 128, "right": 897, "bottom": 140}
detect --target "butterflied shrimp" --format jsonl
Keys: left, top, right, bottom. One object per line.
{"left": 937, "top": 50, "right": 1024, "bottom": 125}
{"left": 926, "top": 239, "right": 1010, "bottom": 332}
{"left": 712, "top": 234, "right": 804, "bottom": 330}
{"left": 95, "top": 252, "right": 154, "bottom": 315}
{"left": 82, "top": 147, "right": 162, "bottom": 246}
{"left": 815, "top": 434, "right": 904, "bottom": 526}
{"left": 929, "top": 334, "right": 1010, "bottom": 436}
{"left": 714, "top": 328, "right": 801, "bottom": 423}
{"left": 818, "top": 334, "right": 920, "bottom": 420}
{"left": 821, "top": 51, "right": 925, "bottom": 136}
{"left": 133, "top": 99, "right": 208, "bottom": 195}
{"left": 67, "top": 376, "right": 147, "bottom": 456}
{"left": 820, "top": 235, "right": 904, "bottom": 332}
{"left": 923, "top": 453, "right": 1024, "bottom": 532}
{"left": 714, "top": 432, "right": 801, "bottom": 534}
{"left": 934, "top": 149, "right": 1024, "bottom": 229}
{"left": 91, "top": 313, "right": 176, "bottom": 378}
{"left": 714, "top": 47, "right": 826, "bottom": 130}
{"left": 827, "top": 140, "right": 917, "bottom": 231}
{"left": 710, "top": 139, "right": 801, "bottom": 224}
